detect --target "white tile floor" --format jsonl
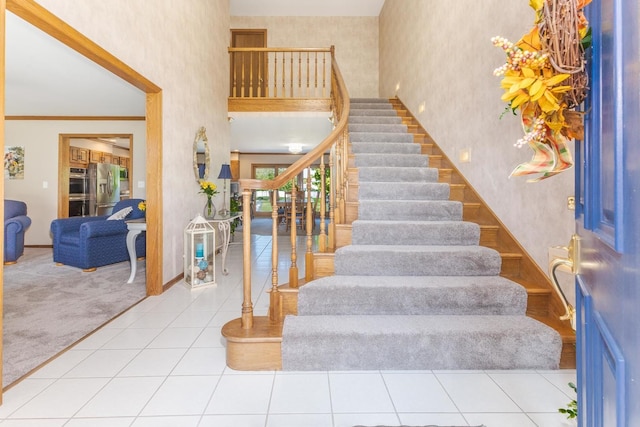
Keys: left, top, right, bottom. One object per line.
{"left": 1, "top": 235, "right": 578, "bottom": 426}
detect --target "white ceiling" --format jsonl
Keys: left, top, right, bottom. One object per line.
{"left": 5, "top": 1, "right": 384, "bottom": 153}
{"left": 5, "top": 12, "right": 146, "bottom": 117}
{"left": 230, "top": 0, "right": 385, "bottom": 16}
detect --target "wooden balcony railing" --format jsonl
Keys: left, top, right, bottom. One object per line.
{"left": 229, "top": 47, "right": 334, "bottom": 112}
{"left": 235, "top": 46, "right": 350, "bottom": 329}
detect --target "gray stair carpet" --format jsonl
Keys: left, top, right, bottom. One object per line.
{"left": 281, "top": 98, "right": 562, "bottom": 371}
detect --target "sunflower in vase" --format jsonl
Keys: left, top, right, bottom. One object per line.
{"left": 199, "top": 180, "right": 219, "bottom": 218}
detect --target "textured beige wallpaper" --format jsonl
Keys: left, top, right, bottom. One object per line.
{"left": 231, "top": 16, "right": 379, "bottom": 98}
{"left": 35, "top": 0, "right": 231, "bottom": 283}
{"left": 379, "top": 0, "right": 575, "bottom": 271}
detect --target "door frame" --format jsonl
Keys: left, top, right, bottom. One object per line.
{"left": 1, "top": 0, "right": 163, "bottom": 399}
{"left": 230, "top": 29, "right": 267, "bottom": 97}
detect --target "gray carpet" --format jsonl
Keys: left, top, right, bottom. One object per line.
{"left": 3, "top": 247, "right": 146, "bottom": 388}
{"left": 281, "top": 98, "right": 562, "bottom": 371}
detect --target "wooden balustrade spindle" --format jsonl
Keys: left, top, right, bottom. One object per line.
{"left": 298, "top": 52, "right": 302, "bottom": 96}
{"left": 273, "top": 52, "right": 278, "bottom": 97}
{"left": 289, "top": 186, "right": 299, "bottom": 288}
{"left": 319, "top": 156, "right": 327, "bottom": 252}
{"left": 241, "top": 53, "right": 247, "bottom": 97}
{"left": 305, "top": 169, "right": 314, "bottom": 282}
{"left": 265, "top": 52, "right": 270, "bottom": 97}
{"left": 322, "top": 52, "right": 326, "bottom": 98}
{"left": 306, "top": 52, "right": 309, "bottom": 98}
{"left": 249, "top": 50, "right": 254, "bottom": 98}
{"left": 256, "top": 52, "right": 262, "bottom": 98}
{"left": 231, "top": 52, "right": 237, "bottom": 97}
{"left": 269, "top": 190, "right": 281, "bottom": 320}
{"left": 289, "top": 51, "right": 294, "bottom": 98}
{"left": 328, "top": 146, "right": 336, "bottom": 250}
{"left": 281, "top": 51, "right": 286, "bottom": 98}
{"left": 314, "top": 52, "right": 318, "bottom": 97}
{"left": 340, "top": 129, "right": 348, "bottom": 224}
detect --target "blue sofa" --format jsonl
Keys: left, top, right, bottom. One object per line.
{"left": 50, "top": 198, "right": 146, "bottom": 271}
{"left": 4, "top": 199, "right": 32, "bottom": 264}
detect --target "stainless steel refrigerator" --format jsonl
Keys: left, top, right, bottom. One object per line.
{"left": 88, "top": 163, "right": 120, "bottom": 216}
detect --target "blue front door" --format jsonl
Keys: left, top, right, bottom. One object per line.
{"left": 575, "top": 0, "right": 640, "bottom": 426}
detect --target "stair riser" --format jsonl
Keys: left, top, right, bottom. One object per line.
{"left": 349, "top": 124, "right": 408, "bottom": 133}
{"left": 500, "top": 255, "right": 522, "bottom": 277}
{"left": 358, "top": 167, "right": 439, "bottom": 183}
{"left": 298, "top": 286, "right": 527, "bottom": 316}
{"left": 282, "top": 316, "right": 562, "bottom": 371}
{"left": 334, "top": 224, "right": 352, "bottom": 248}
{"left": 355, "top": 155, "right": 428, "bottom": 168}
{"left": 352, "top": 222, "right": 480, "bottom": 246}
{"left": 350, "top": 132, "right": 415, "bottom": 143}
{"left": 438, "top": 169, "right": 452, "bottom": 183}
{"left": 359, "top": 182, "right": 450, "bottom": 201}
{"left": 335, "top": 250, "right": 502, "bottom": 277}
{"left": 349, "top": 109, "right": 399, "bottom": 117}
{"left": 349, "top": 116, "right": 403, "bottom": 124}
{"left": 350, "top": 103, "right": 394, "bottom": 110}
{"left": 358, "top": 200, "right": 463, "bottom": 221}
{"left": 351, "top": 142, "right": 421, "bottom": 154}
{"left": 312, "top": 254, "right": 335, "bottom": 278}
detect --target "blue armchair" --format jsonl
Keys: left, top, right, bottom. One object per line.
{"left": 4, "top": 199, "right": 32, "bottom": 264}
{"left": 50, "top": 198, "right": 146, "bottom": 271}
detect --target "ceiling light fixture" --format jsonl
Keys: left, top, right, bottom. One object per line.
{"left": 288, "top": 143, "right": 303, "bottom": 154}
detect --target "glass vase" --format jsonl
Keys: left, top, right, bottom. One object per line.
{"left": 204, "top": 196, "right": 216, "bottom": 219}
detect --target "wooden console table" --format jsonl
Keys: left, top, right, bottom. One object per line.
{"left": 208, "top": 213, "right": 241, "bottom": 275}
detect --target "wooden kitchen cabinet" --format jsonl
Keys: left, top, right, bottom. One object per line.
{"left": 90, "top": 150, "right": 112, "bottom": 164}
{"left": 69, "top": 147, "right": 89, "bottom": 166}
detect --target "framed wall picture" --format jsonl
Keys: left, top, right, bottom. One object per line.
{"left": 4, "top": 146, "right": 25, "bottom": 180}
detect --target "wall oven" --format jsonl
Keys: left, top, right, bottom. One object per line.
{"left": 69, "top": 167, "right": 89, "bottom": 217}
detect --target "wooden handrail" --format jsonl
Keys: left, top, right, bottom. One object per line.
{"left": 238, "top": 54, "right": 349, "bottom": 188}
{"left": 229, "top": 47, "right": 332, "bottom": 53}
{"left": 237, "top": 46, "right": 350, "bottom": 329}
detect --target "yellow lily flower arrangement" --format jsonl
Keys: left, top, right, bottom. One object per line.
{"left": 493, "top": 0, "right": 591, "bottom": 181}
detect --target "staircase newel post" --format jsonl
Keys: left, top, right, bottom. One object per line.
{"left": 241, "top": 188, "right": 254, "bottom": 329}
{"left": 305, "top": 169, "right": 314, "bottom": 282}
{"left": 269, "top": 190, "right": 282, "bottom": 321}
{"left": 289, "top": 186, "right": 299, "bottom": 288}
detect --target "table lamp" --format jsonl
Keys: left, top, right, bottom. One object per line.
{"left": 217, "top": 164, "right": 232, "bottom": 216}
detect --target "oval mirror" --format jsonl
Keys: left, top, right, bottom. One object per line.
{"left": 193, "top": 126, "right": 210, "bottom": 182}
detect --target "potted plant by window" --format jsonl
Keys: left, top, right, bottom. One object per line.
{"left": 229, "top": 197, "right": 240, "bottom": 240}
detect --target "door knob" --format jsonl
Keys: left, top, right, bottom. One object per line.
{"left": 549, "top": 234, "right": 580, "bottom": 330}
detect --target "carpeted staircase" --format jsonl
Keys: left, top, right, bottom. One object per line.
{"left": 280, "top": 98, "right": 562, "bottom": 371}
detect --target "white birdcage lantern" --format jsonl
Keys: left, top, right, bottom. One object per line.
{"left": 184, "top": 214, "right": 216, "bottom": 289}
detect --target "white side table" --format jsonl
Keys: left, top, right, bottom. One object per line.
{"left": 125, "top": 218, "right": 146, "bottom": 283}
{"left": 208, "top": 213, "right": 242, "bottom": 275}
